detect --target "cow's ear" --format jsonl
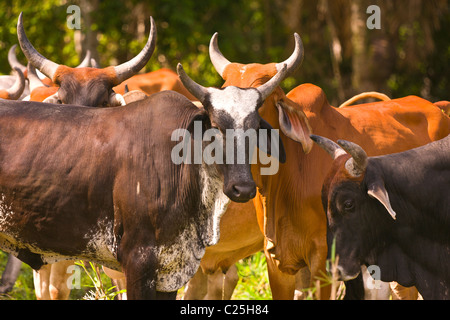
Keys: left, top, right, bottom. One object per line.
{"left": 276, "top": 100, "right": 313, "bottom": 154}
{"left": 367, "top": 179, "right": 397, "bottom": 220}
{"left": 187, "top": 107, "right": 210, "bottom": 137}
{"left": 258, "top": 118, "right": 287, "bottom": 163}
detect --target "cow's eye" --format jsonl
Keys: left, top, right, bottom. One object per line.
{"left": 343, "top": 199, "right": 355, "bottom": 212}
{"left": 56, "top": 99, "right": 62, "bottom": 104}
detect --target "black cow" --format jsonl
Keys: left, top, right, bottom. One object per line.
{"left": 311, "top": 134, "right": 450, "bottom": 300}
{"left": 0, "top": 61, "right": 288, "bottom": 299}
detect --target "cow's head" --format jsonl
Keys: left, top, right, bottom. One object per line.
{"left": 311, "top": 135, "right": 397, "bottom": 281}
{"left": 17, "top": 13, "right": 156, "bottom": 107}
{"left": 209, "top": 32, "right": 313, "bottom": 155}
{"left": 177, "top": 62, "right": 290, "bottom": 203}
{"left": 0, "top": 67, "right": 25, "bottom": 100}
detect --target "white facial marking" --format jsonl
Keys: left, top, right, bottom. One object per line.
{"left": 208, "top": 86, "right": 260, "bottom": 128}
{"left": 239, "top": 66, "right": 247, "bottom": 80}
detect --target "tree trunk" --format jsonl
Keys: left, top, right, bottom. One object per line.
{"left": 350, "top": 0, "right": 370, "bottom": 94}
{"left": 74, "top": 0, "right": 100, "bottom": 66}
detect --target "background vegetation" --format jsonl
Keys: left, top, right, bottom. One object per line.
{"left": 0, "top": 0, "right": 449, "bottom": 106}
{"left": 0, "top": 0, "right": 448, "bottom": 300}
{"left": 0, "top": 250, "right": 273, "bottom": 300}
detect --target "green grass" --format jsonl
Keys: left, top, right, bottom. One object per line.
{"left": 0, "top": 251, "right": 35, "bottom": 300}
{"left": 1, "top": 248, "right": 348, "bottom": 300}
{"left": 1, "top": 250, "right": 273, "bottom": 300}
{"left": 232, "top": 252, "right": 272, "bottom": 300}
{"left": 0, "top": 251, "right": 118, "bottom": 300}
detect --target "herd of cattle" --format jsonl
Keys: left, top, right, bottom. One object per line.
{"left": 0, "top": 13, "right": 448, "bottom": 300}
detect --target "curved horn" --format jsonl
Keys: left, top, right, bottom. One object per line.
{"left": 17, "top": 12, "right": 60, "bottom": 80}
{"left": 275, "top": 33, "right": 304, "bottom": 76}
{"left": 113, "top": 16, "right": 157, "bottom": 84}
{"left": 7, "top": 67, "right": 26, "bottom": 100}
{"left": 27, "top": 63, "right": 46, "bottom": 92}
{"left": 76, "top": 50, "right": 91, "bottom": 68}
{"left": 257, "top": 64, "right": 288, "bottom": 100}
{"left": 8, "top": 45, "right": 26, "bottom": 74}
{"left": 177, "top": 63, "right": 209, "bottom": 102}
{"left": 310, "top": 135, "right": 347, "bottom": 160}
{"left": 90, "top": 58, "right": 100, "bottom": 68}
{"left": 337, "top": 140, "right": 368, "bottom": 177}
{"left": 209, "top": 32, "right": 232, "bottom": 77}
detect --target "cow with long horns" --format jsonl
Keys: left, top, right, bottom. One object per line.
{"left": 199, "top": 32, "right": 450, "bottom": 300}
{"left": 17, "top": 12, "right": 156, "bottom": 107}
{"left": 0, "top": 37, "right": 291, "bottom": 299}
{"left": 311, "top": 134, "right": 450, "bottom": 300}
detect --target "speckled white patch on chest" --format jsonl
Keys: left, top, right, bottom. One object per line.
{"left": 154, "top": 165, "right": 230, "bottom": 292}
{"left": 83, "top": 218, "right": 118, "bottom": 264}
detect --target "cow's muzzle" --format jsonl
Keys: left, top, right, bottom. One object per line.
{"left": 225, "top": 181, "right": 256, "bottom": 203}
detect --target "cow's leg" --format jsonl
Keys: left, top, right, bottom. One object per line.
{"left": 204, "top": 265, "right": 239, "bottom": 300}
{"left": 103, "top": 266, "right": 127, "bottom": 300}
{"left": 111, "top": 278, "right": 128, "bottom": 300}
{"left": 48, "top": 260, "right": 73, "bottom": 300}
{"left": 265, "top": 249, "right": 295, "bottom": 300}
{"left": 0, "top": 254, "right": 22, "bottom": 293}
{"left": 155, "top": 291, "right": 177, "bottom": 300}
{"left": 294, "top": 266, "right": 311, "bottom": 300}
{"left": 122, "top": 247, "right": 158, "bottom": 300}
{"left": 390, "top": 282, "right": 419, "bottom": 300}
{"left": 33, "top": 265, "right": 52, "bottom": 300}
{"left": 308, "top": 237, "right": 332, "bottom": 300}
{"left": 183, "top": 267, "right": 208, "bottom": 300}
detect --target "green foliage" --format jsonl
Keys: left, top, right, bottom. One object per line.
{"left": 72, "top": 261, "right": 125, "bottom": 300}
{"left": 0, "top": 251, "right": 35, "bottom": 300}
{"left": 1, "top": 0, "right": 448, "bottom": 101}
{"left": 232, "top": 252, "right": 272, "bottom": 300}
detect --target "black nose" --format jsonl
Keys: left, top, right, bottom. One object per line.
{"left": 231, "top": 182, "right": 256, "bottom": 202}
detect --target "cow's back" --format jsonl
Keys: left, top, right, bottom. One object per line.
{"left": 337, "top": 96, "right": 449, "bottom": 154}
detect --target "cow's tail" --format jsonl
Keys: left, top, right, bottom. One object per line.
{"left": 338, "top": 92, "right": 391, "bottom": 108}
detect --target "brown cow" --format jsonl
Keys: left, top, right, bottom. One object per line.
{"left": 17, "top": 12, "right": 156, "bottom": 107}
{"left": 205, "top": 33, "right": 450, "bottom": 300}
{"left": 184, "top": 33, "right": 305, "bottom": 300}
{"left": 0, "top": 58, "right": 291, "bottom": 299}
{"left": 113, "top": 68, "right": 197, "bottom": 101}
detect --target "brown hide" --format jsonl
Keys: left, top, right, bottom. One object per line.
{"left": 217, "top": 62, "right": 450, "bottom": 300}
{"left": 113, "top": 68, "right": 197, "bottom": 101}
{"left": 29, "top": 86, "right": 58, "bottom": 102}
{"left": 434, "top": 101, "right": 450, "bottom": 116}
{"left": 0, "top": 90, "right": 9, "bottom": 99}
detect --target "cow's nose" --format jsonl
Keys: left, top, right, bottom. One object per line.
{"left": 231, "top": 182, "right": 256, "bottom": 202}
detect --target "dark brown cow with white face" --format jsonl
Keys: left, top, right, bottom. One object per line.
{"left": 0, "top": 55, "right": 289, "bottom": 299}
{"left": 17, "top": 12, "right": 156, "bottom": 107}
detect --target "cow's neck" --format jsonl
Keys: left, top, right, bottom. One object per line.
{"left": 199, "top": 162, "right": 230, "bottom": 246}
{"left": 251, "top": 95, "right": 341, "bottom": 269}
{"left": 153, "top": 161, "right": 229, "bottom": 292}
